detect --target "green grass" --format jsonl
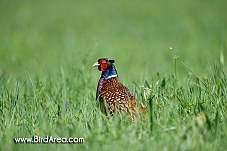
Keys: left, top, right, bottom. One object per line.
{"left": 0, "top": 0, "right": 227, "bottom": 150}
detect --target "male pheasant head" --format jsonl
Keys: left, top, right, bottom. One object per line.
{"left": 93, "top": 58, "right": 118, "bottom": 79}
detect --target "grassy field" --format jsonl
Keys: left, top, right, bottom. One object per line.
{"left": 0, "top": 0, "right": 227, "bottom": 150}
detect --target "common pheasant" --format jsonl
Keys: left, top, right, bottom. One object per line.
{"left": 93, "top": 58, "right": 147, "bottom": 119}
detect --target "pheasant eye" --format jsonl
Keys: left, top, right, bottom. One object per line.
{"left": 101, "top": 60, "right": 107, "bottom": 64}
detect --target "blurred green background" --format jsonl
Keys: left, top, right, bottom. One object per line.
{"left": 0, "top": 0, "right": 226, "bottom": 81}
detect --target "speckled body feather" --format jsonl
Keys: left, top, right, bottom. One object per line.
{"left": 93, "top": 58, "right": 147, "bottom": 119}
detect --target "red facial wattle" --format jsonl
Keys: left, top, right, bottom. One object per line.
{"left": 98, "top": 59, "right": 108, "bottom": 71}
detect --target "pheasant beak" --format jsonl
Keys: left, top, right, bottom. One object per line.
{"left": 93, "top": 62, "right": 100, "bottom": 67}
